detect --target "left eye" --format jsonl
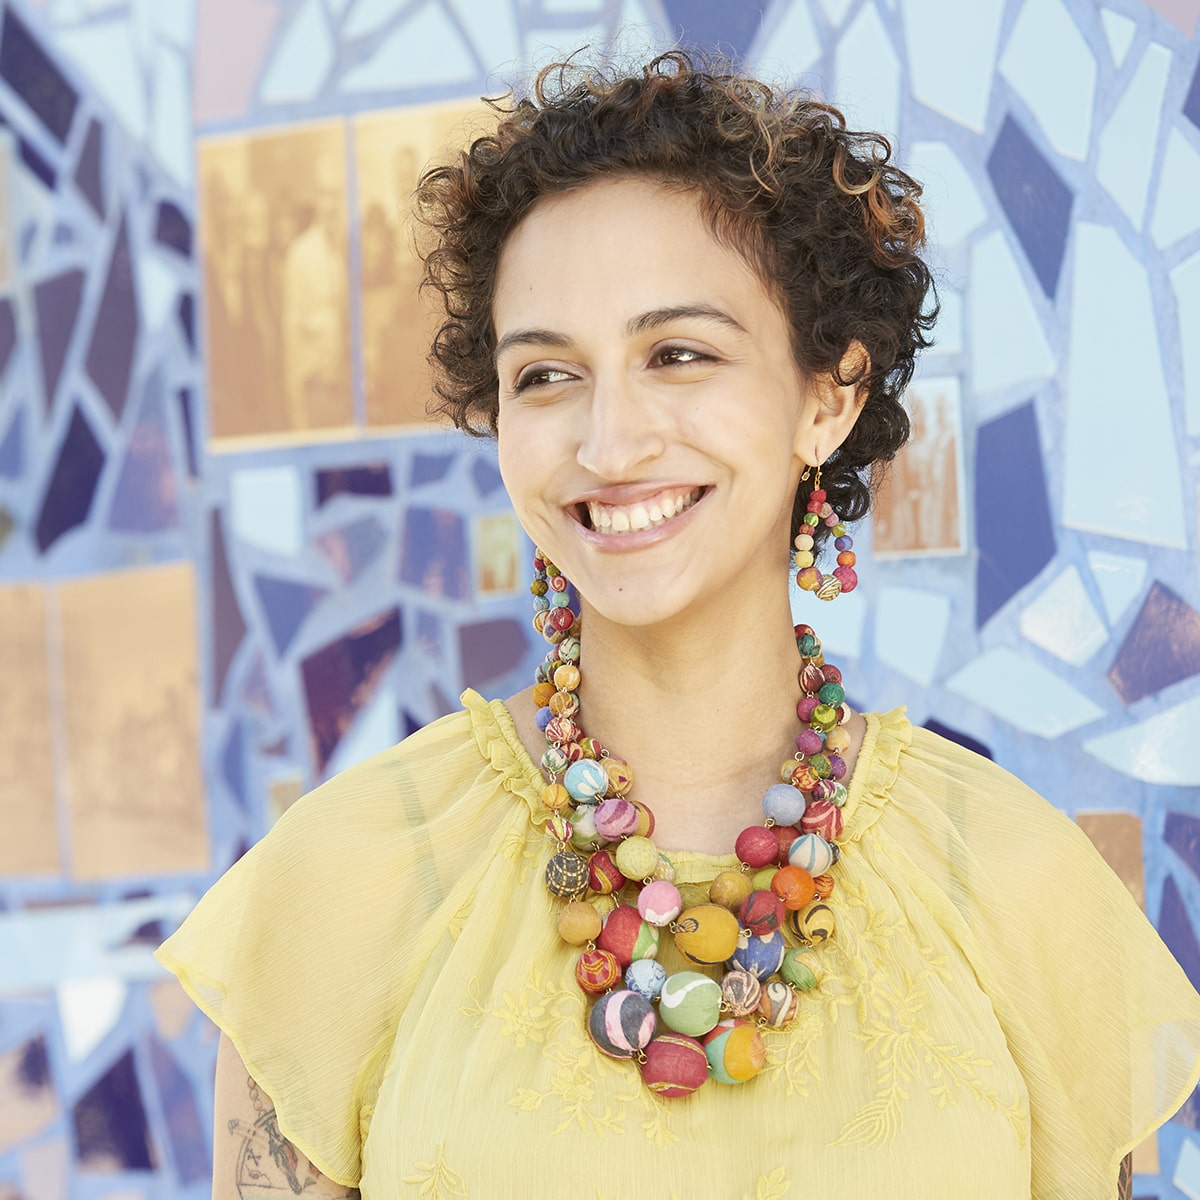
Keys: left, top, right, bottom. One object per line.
{"left": 656, "top": 346, "right": 712, "bottom": 366}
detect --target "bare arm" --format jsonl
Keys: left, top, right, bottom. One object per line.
{"left": 214, "top": 1033, "right": 360, "bottom": 1199}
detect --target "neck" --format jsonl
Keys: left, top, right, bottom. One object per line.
{"left": 575, "top": 584, "right": 803, "bottom": 854}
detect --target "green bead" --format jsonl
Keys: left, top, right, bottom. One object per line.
{"left": 780, "top": 947, "right": 821, "bottom": 991}
{"left": 807, "top": 754, "right": 832, "bottom": 780}
{"left": 818, "top": 682, "right": 845, "bottom": 707}
{"left": 797, "top": 634, "right": 818, "bottom": 657}
{"left": 803, "top": 513, "right": 820, "bottom": 527}
{"left": 812, "top": 704, "right": 837, "bottom": 730}
{"left": 751, "top": 866, "right": 779, "bottom": 890}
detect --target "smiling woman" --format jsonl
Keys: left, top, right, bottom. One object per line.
{"left": 156, "top": 51, "right": 1200, "bottom": 1200}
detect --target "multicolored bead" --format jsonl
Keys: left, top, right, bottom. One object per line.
{"left": 594, "top": 797, "right": 639, "bottom": 840}
{"left": 757, "top": 979, "right": 800, "bottom": 1027}
{"left": 800, "top": 798, "right": 844, "bottom": 841}
{"left": 729, "top": 929, "right": 787, "bottom": 980}
{"left": 739, "top": 889, "right": 786, "bottom": 936}
{"left": 720, "top": 968, "right": 762, "bottom": 1017}
{"left": 788, "top": 833, "right": 835, "bottom": 876}
{"left": 575, "top": 947, "right": 621, "bottom": 994}
{"left": 789, "top": 901, "right": 835, "bottom": 946}
{"left": 780, "top": 946, "right": 823, "bottom": 991}
{"left": 640, "top": 1034, "right": 709, "bottom": 1098}
{"left": 588, "top": 989, "right": 657, "bottom": 1059}
{"left": 563, "top": 758, "right": 608, "bottom": 802}
{"left": 603, "top": 756, "right": 634, "bottom": 796}
{"left": 545, "top": 850, "right": 589, "bottom": 899}
{"left": 659, "top": 971, "right": 722, "bottom": 1037}
{"left": 703, "top": 1019, "right": 766, "bottom": 1084}
{"left": 596, "top": 904, "right": 660, "bottom": 967}
{"left": 587, "top": 849, "right": 626, "bottom": 896}
{"left": 637, "top": 880, "right": 683, "bottom": 927}
{"left": 625, "top": 958, "right": 669, "bottom": 1002}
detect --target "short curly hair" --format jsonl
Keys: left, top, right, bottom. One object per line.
{"left": 415, "top": 50, "right": 937, "bottom": 549}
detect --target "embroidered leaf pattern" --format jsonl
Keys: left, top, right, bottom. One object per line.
{"left": 740, "top": 1166, "right": 791, "bottom": 1200}
{"left": 402, "top": 1143, "right": 468, "bottom": 1199}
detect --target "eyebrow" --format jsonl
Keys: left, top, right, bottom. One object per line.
{"left": 493, "top": 304, "right": 748, "bottom": 364}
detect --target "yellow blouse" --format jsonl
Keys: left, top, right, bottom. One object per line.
{"left": 157, "top": 691, "right": 1200, "bottom": 1199}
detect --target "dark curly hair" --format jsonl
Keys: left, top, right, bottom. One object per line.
{"left": 415, "top": 50, "right": 937, "bottom": 550}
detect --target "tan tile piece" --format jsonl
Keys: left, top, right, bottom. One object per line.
{"left": 20, "top": 1135, "right": 68, "bottom": 1200}
{"left": 149, "top": 977, "right": 195, "bottom": 1040}
{"left": 472, "top": 512, "right": 523, "bottom": 598}
{"left": 58, "top": 563, "right": 209, "bottom": 880}
{"left": 1074, "top": 811, "right": 1144, "bottom": 910}
{"left": 0, "top": 584, "right": 60, "bottom": 875}
{"left": 268, "top": 773, "right": 305, "bottom": 826}
{"left": 1132, "top": 1128, "right": 1159, "bottom": 1175}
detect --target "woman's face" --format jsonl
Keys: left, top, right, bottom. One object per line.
{"left": 493, "top": 177, "right": 815, "bottom": 630}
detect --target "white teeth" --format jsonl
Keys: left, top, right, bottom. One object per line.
{"left": 584, "top": 489, "right": 702, "bottom": 535}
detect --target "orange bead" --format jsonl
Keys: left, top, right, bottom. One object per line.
{"left": 553, "top": 664, "right": 581, "bottom": 691}
{"left": 837, "top": 551, "right": 856, "bottom": 566}
{"left": 541, "top": 784, "right": 571, "bottom": 812}
{"left": 532, "top": 682, "right": 556, "bottom": 708}
{"left": 549, "top": 690, "right": 580, "bottom": 716}
{"left": 813, "top": 873, "right": 835, "bottom": 899}
{"left": 533, "top": 611, "right": 550, "bottom": 632}
{"left": 823, "top": 726, "right": 851, "bottom": 755}
{"left": 797, "top": 566, "right": 820, "bottom": 591}
{"left": 771, "top": 865, "right": 816, "bottom": 911}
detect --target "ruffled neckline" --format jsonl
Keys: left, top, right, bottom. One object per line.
{"left": 462, "top": 688, "right": 910, "bottom": 875}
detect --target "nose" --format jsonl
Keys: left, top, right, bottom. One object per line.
{"left": 575, "top": 371, "right": 667, "bottom": 479}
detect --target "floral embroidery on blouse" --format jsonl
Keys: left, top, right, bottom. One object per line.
{"left": 402, "top": 1143, "right": 468, "bottom": 1199}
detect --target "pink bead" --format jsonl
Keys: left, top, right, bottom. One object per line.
{"left": 795, "top": 729, "right": 824, "bottom": 756}
{"left": 828, "top": 754, "right": 846, "bottom": 781}
{"left": 638, "top": 880, "right": 683, "bottom": 926}
{"left": 810, "top": 779, "right": 837, "bottom": 803}
{"left": 595, "top": 797, "right": 639, "bottom": 840}
{"left": 796, "top": 695, "right": 819, "bottom": 722}
{"left": 832, "top": 566, "right": 858, "bottom": 592}
{"left": 735, "top": 825, "right": 779, "bottom": 868}
{"left": 810, "top": 489, "right": 826, "bottom": 503}
{"left": 824, "top": 513, "right": 839, "bottom": 527}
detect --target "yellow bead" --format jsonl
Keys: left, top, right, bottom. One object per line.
{"left": 793, "top": 550, "right": 814, "bottom": 568}
{"left": 824, "top": 726, "right": 851, "bottom": 755}
{"left": 614, "top": 835, "right": 659, "bottom": 881}
{"left": 532, "top": 682, "right": 556, "bottom": 708}
{"left": 708, "top": 870, "right": 753, "bottom": 912}
{"left": 674, "top": 904, "right": 740, "bottom": 966}
{"left": 751, "top": 866, "right": 779, "bottom": 890}
{"left": 541, "top": 784, "right": 571, "bottom": 812}
{"left": 557, "top": 900, "right": 601, "bottom": 945}
{"left": 553, "top": 664, "right": 581, "bottom": 691}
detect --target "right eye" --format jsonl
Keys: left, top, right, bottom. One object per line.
{"left": 514, "top": 366, "right": 573, "bottom": 391}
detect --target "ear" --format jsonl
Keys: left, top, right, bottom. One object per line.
{"left": 795, "top": 340, "right": 871, "bottom": 468}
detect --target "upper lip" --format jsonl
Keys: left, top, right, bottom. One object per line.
{"left": 565, "top": 482, "right": 709, "bottom": 507}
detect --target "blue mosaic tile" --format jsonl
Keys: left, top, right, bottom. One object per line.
{"left": 317, "top": 515, "right": 386, "bottom": 583}
{"left": 416, "top": 608, "right": 443, "bottom": 660}
{"left": 1166, "top": 812, "right": 1200, "bottom": 887}
{"left": 154, "top": 200, "right": 192, "bottom": 259}
{"left": 1086, "top": 551, "right": 1147, "bottom": 626}
{"left": 1153, "top": 130, "right": 1200, "bottom": 249}
{"left": 34, "top": 405, "right": 104, "bottom": 553}
{"left": 210, "top": 510, "right": 246, "bottom": 704}
{"left": 177, "top": 292, "right": 195, "bottom": 352}
{"left": 52, "top": 220, "right": 75, "bottom": 246}
{"left": 1108, "top": 582, "right": 1200, "bottom": 705}
{"left": 221, "top": 719, "right": 247, "bottom": 811}
{"left": 17, "top": 134, "right": 57, "bottom": 189}
{"left": 176, "top": 387, "right": 198, "bottom": 477}
{"left": 72, "top": 1049, "right": 154, "bottom": 1170}
{"left": 410, "top": 451, "right": 455, "bottom": 487}
{"left": 325, "top": 681, "right": 399, "bottom": 777}
{"left": 315, "top": 463, "right": 393, "bottom": 506}
{"left": 471, "top": 456, "right": 505, "bottom": 498}
{"left": 340, "top": 5, "right": 475, "bottom": 91}
{"left": 1173, "top": 249, "right": 1200, "bottom": 438}
{"left": 240, "top": 650, "right": 276, "bottom": 719}
{"left": 400, "top": 507, "right": 470, "bottom": 600}
{"left": 459, "top": 617, "right": 529, "bottom": 690}
{"left": 34, "top": 267, "right": 85, "bottom": 413}
{"left": 0, "top": 409, "right": 23, "bottom": 479}
{"left": 1017, "top": 565, "right": 1107, "bottom": 667}
{"left": 922, "top": 718, "right": 993, "bottom": 761}
{"left": 1182, "top": 49, "right": 1200, "bottom": 135}
{"left": 148, "top": 1038, "right": 209, "bottom": 1184}
{"left": 74, "top": 116, "right": 105, "bottom": 218}
{"left": 301, "top": 607, "right": 402, "bottom": 774}
{"left": 660, "top": 0, "right": 766, "bottom": 55}
{"left": 343, "top": 0, "right": 407, "bottom": 39}
{"left": 254, "top": 574, "right": 328, "bottom": 656}
{"left": 986, "top": 115, "right": 1074, "bottom": 299}
{"left": 108, "top": 371, "right": 179, "bottom": 533}
{"left": 0, "top": 9, "right": 78, "bottom": 143}
{"left": 0, "top": 297, "right": 15, "bottom": 382}
{"left": 1100, "top": 9, "right": 1136, "bottom": 69}
{"left": 974, "top": 401, "right": 1055, "bottom": 627}
{"left": 1160, "top": 875, "right": 1200, "bottom": 993}
{"left": 85, "top": 214, "right": 140, "bottom": 420}
{"left": 834, "top": 3, "right": 900, "bottom": 140}
{"left": 261, "top": 0, "right": 334, "bottom": 103}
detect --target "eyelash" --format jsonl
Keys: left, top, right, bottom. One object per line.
{"left": 512, "top": 346, "right": 714, "bottom": 392}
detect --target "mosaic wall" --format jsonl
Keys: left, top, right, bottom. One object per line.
{"left": 0, "top": 0, "right": 1197, "bottom": 1194}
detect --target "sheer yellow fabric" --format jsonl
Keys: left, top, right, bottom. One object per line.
{"left": 156, "top": 691, "right": 1200, "bottom": 1198}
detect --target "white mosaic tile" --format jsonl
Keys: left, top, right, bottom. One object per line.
{"left": 875, "top": 585, "right": 952, "bottom": 685}
{"left": 1085, "top": 550, "right": 1147, "bottom": 626}
{"left": 1096, "top": 44, "right": 1171, "bottom": 230}
{"left": 930, "top": 286, "right": 963, "bottom": 355}
{"left": 324, "top": 681, "right": 400, "bottom": 778}
{"left": 56, "top": 20, "right": 147, "bottom": 140}
{"left": 900, "top": 0, "right": 1004, "bottom": 132}
{"left": 135, "top": 250, "right": 177, "bottom": 332}
{"left": 1018, "top": 565, "right": 1108, "bottom": 666}
{"left": 58, "top": 977, "right": 127, "bottom": 1062}
{"left": 1100, "top": 8, "right": 1136, "bottom": 68}
{"left": 327, "top": 0, "right": 351, "bottom": 14}
{"left": 999, "top": 0, "right": 1095, "bottom": 161}
{"left": 230, "top": 466, "right": 304, "bottom": 558}
{"left": 447, "top": 0, "right": 521, "bottom": 74}
{"left": 260, "top": 0, "right": 334, "bottom": 104}
{"left": 1062, "top": 224, "right": 1187, "bottom": 547}
{"left": 816, "top": 0, "right": 856, "bottom": 27}
{"left": 344, "top": 0, "right": 407, "bottom": 40}
{"left": 149, "top": 0, "right": 193, "bottom": 45}
{"left": 1171, "top": 248, "right": 1200, "bottom": 437}
{"left": 1152, "top": 129, "right": 1200, "bottom": 248}
{"left": 945, "top": 647, "right": 1105, "bottom": 736}
{"left": 833, "top": 3, "right": 900, "bottom": 140}
{"left": 752, "top": 0, "right": 821, "bottom": 80}
{"left": 904, "top": 141, "right": 987, "bottom": 248}
{"left": 967, "top": 230, "right": 1055, "bottom": 394}
{"left": 792, "top": 584, "right": 866, "bottom": 660}
{"left": 1084, "top": 694, "right": 1200, "bottom": 786}
{"left": 341, "top": 4, "right": 476, "bottom": 91}
{"left": 150, "top": 44, "right": 191, "bottom": 187}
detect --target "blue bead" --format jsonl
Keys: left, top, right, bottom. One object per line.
{"left": 730, "top": 929, "right": 787, "bottom": 980}
{"left": 550, "top": 591, "right": 570, "bottom": 607}
{"left": 535, "top": 706, "right": 553, "bottom": 732}
{"left": 533, "top": 596, "right": 551, "bottom": 612}
{"left": 760, "top": 783, "right": 807, "bottom": 827}
{"left": 625, "top": 958, "right": 668, "bottom": 1001}
{"left": 834, "top": 535, "right": 853, "bottom": 551}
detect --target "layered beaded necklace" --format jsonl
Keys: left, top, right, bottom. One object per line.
{"left": 531, "top": 530, "right": 855, "bottom": 1098}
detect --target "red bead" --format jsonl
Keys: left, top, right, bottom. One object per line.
{"left": 740, "top": 889, "right": 786, "bottom": 935}
{"left": 735, "top": 825, "right": 778, "bottom": 868}
{"left": 588, "top": 849, "right": 627, "bottom": 896}
{"left": 822, "top": 665, "right": 843, "bottom": 684}
{"left": 796, "top": 695, "right": 819, "bottom": 722}
{"left": 549, "top": 574, "right": 568, "bottom": 591}
{"left": 576, "top": 948, "right": 622, "bottom": 994}
{"left": 832, "top": 566, "right": 858, "bottom": 592}
{"left": 771, "top": 824, "right": 800, "bottom": 865}
{"left": 793, "top": 624, "right": 814, "bottom": 639}
{"left": 547, "top": 607, "right": 575, "bottom": 630}
{"left": 811, "top": 490, "right": 826, "bottom": 502}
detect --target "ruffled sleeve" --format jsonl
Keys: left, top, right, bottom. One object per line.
{"left": 154, "top": 696, "right": 528, "bottom": 1187}
{"left": 863, "top": 715, "right": 1200, "bottom": 1197}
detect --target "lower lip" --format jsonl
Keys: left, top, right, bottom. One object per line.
{"left": 570, "top": 491, "right": 710, "bottom": 551}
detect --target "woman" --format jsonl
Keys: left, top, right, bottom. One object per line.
{"left": 158, "top": 53, "right": 1200, "bottom": 1198}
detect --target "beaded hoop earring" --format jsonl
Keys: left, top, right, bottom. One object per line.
{"left": 793, "top": 466, "right": 857, "bottom": 601}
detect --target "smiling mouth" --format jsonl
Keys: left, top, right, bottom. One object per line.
{"left": 576, "top": 487, "right": 708, "bottom": 534}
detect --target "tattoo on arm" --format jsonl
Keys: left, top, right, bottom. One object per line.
{"left": 228, "top": 1076, "right": 361, "bottom": 1198}
{"left": 1117, "top": 1152, "right": 1132, "bottom": 1200}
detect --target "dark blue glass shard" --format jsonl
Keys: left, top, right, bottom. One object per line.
{"left": 0, "top": 408, "right": 23, "bottom": 478}
{"left": 53, "top": 221, "right": 74, "bottom": 246}
{"left": 75, "top": 117, "right": 105, "bottom": 216}
{"left": 35, "top": 405, "right": 104, "bottom": 552}
{"left": 109, "top": 370, "right": 179, "bottom": 533}
{"left": 254, "top": 575, "right": 327, "bottom": 656}
{"left": 17, "top": 1034, "right": 51, "bottom": 1091}
{"left": 221, "top": 719, "right": 246, "bottom": 811}
{"left": 974, "top": 400, "right": 1056, "bottom": 627}
{"left": 410, "top": 451, "right": 455, "bottom": 487}
{"left": 1166, "top": 811, "right": 1200, "bottom": 886}
{"left": 1159, "top": 874, "right": 1200, "bottom": 993}
{"left": 470, "top": 456, "right": 505, "bottom": 498}
{"left": 301, "top": 608, "right": 402, "bottom": 774}
{"left": 315, "top": 462, "right": 393, "bottom": 506}
{"left": 176, "top": 387, "right": 198, "bottom": 476}
{"left": 148, "top": 1039, "right": 209, "bottom": 1184}
{"left": 986, "top": 115, "right": 1074, "bottom": 298}
{"left": 458, "top": 618, "right": 530, "bottom": 690}
{"left": 85, "top": 214, "right": 139, "bottom": 420}
{"left": 922, "top": 718, "right": 993, "bottom": 761}
{"left": 19, "top": 136, "right": 56, "bottom": 188}
{"left": 210, "top": 510, "right": 246, "bottom": 704}
{"left": 659, "top": 0, "right": 766, "bottom": 55}
{"left": 0, "top": 9, "right": 79, "bottom": 143}
{"left": 400, "top": 507, "right": 470, "bottom": 599}
{"left": 177, "top": 292, "right": 196, "bottom": 352}
{"left": 1185, "top": 54, "right": 1200, "bottom": 134}
{"left": 72, "top": 1049, "right": 154, "bottom": 1171}
{"left": 1108, "top": 582, "right": 1200, "bottom": 705}
{"left": 34, "top": 267, "right": 85, "bottom": 412}
{"left": 402, "top": 711, "right": 424, "bottom": 740}
{"left": 155, "top": 200, "right": 192, "bottom": 258}
{"left": 0, "top": 297, "right": 15, "bottom": 380}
